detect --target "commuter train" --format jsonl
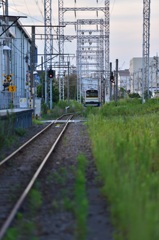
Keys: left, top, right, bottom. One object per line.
{"left": 84, "top": 89, "right": 100, "bottom": 107}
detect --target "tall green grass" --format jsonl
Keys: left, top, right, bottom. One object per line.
{"left": 87, "top": 100, "right": 159, "bottom": 240}
{"left": 100, "top": 98, "right": 159, "bottom": 117}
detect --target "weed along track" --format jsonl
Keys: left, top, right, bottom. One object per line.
{"left": 0, "top": 114, "right": 114, "bottom": 240}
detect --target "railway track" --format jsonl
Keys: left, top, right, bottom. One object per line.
{"left": 0, "top": 114, "right": 73, "bottom": 239}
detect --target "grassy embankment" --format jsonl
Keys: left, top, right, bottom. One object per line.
{"left": 87, "top": 99, "right": 159, "bottom": 240}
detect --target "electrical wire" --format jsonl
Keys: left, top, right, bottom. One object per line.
{"left": 11, "top": 0, "right": 18, "bottom": 13}
{"left": 8, "top": 5, "right": 43, "bottom": 23}
{"left": 34, "top": 0, "right": 44, "bottom": 19}
{"left": 23, "top": 0, "right": 35, "bottom": 24}
{"left": 110, "top": 0, "right": 116, "bottom": 15}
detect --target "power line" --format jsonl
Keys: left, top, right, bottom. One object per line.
{"left": 34, "top": 0, "right": 44, "bottom": 19}
{"left": 110, "top": 0, "right": 116, "bottom": 15}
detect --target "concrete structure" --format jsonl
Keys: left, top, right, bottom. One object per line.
{"left": 0, "top": 108, "right": 33, "bottom": 130}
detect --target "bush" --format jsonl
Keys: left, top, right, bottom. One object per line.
{"left": 129, "top": 92, "right": 141, "bottom": 98}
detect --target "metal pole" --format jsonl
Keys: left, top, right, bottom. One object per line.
{"left": 40, "top": 57, "right": 44, "bottom": 101}
{"left": 110, "top": 62, "right": 112, "bottom": 101}
{"left": 67, "top": 61, "right": 70, "bottom": 103}
{"left": 41, "top": 56, "right": 43, "bottom": 71}
{"left": 30, "top": 26, "right": 35, "bottom": 115}
{"left": 50, "top": 69, "right": 52, "bottom": 109}
{"left": 115, "top": 59, "right": 118, "bottom": 103}
{"left": 156, "top": 54, "right": 158, "bottom": 93}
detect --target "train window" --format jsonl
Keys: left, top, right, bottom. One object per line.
{"left": 86, "top": 90, "right": 98, "bottom": 97}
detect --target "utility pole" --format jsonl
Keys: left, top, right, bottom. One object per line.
{"left": 142, "top": 0, "right": 151, "bottom": 103}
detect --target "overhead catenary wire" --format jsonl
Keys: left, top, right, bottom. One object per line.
{"left": 34, "top": 0, "right": 44, "bottom": 19}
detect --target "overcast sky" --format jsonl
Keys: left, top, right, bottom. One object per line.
{"left": 5, "top": 0, "right": 159, "bottom": 70}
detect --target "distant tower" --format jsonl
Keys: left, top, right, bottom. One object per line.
{"left": 142, "top": 0, "right": 151, "bottom": 101}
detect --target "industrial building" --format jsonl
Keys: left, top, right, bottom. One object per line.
{"left": 0, "top": 16, "right": 37, "bottom": 109}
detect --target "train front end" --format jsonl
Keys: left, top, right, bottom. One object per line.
{"left": 84, "top": 89, "right": 100, "bottom": 107}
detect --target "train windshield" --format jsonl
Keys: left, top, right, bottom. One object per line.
{"left": 86, "top": 90, "right": 98, "bottom": 97}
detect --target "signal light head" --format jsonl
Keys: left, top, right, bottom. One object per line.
{"left": 48, "top": 69, "right": 55, "bottom": 78}
{"left": 110, "top": 71, "right": 115, "bottom": 83}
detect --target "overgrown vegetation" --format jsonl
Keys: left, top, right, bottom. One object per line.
{"left": 99, "top": 98, "right": 159, "bottom": 117}
{"left": 87, "top": 98, "right": 159, "bottom": 240}
{"left": 29, "top": 189, "right": 43, "bottom": 214}
{"left": 41, "top": 100, "right": 85, "bottom": 119}
{"left": 74, "top": 154, "right": 88, "bottom": 240}
{"left": 48, "top": 155, "right": 88, "bottom": 240}
{"left": 0, "top": 117, "right": 28, "bottom": 153}
{"left": 14, "top": 128, "right": 26, "bottom": 137}
{"left": 0, "top": 112, "right": 16, "bottom": 151}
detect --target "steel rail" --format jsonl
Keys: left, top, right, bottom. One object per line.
{"left": 0, "top": 115, "right": 73, "bottom": 239}
{"left": 0, "top": 114, "right": 68, "bottom": 166}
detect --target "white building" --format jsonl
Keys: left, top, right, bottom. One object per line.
{"left": 129, "top": 57, "right": 159, "bottom": 97}
{"left": 118, "top": 69, "right": 130, "bottom": 92}
{"left": 0, "top": 17, "right": 37, "bottom": 108}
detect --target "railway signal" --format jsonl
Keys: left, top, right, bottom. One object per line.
{"left": 48, "top": 69, "right": 55, "bottom": 79}
{"left": 110, "top": 71, "right": 115, "bottom": 83}
{"left": 2, "top": 74, "right": 14, "bottom": 91}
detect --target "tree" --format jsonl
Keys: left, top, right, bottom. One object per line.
{"left": 64, "top": 73, "right": 77, "bottom": 100}
{"left": 37, "top": 77, "right": 59, "bottom": 103}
